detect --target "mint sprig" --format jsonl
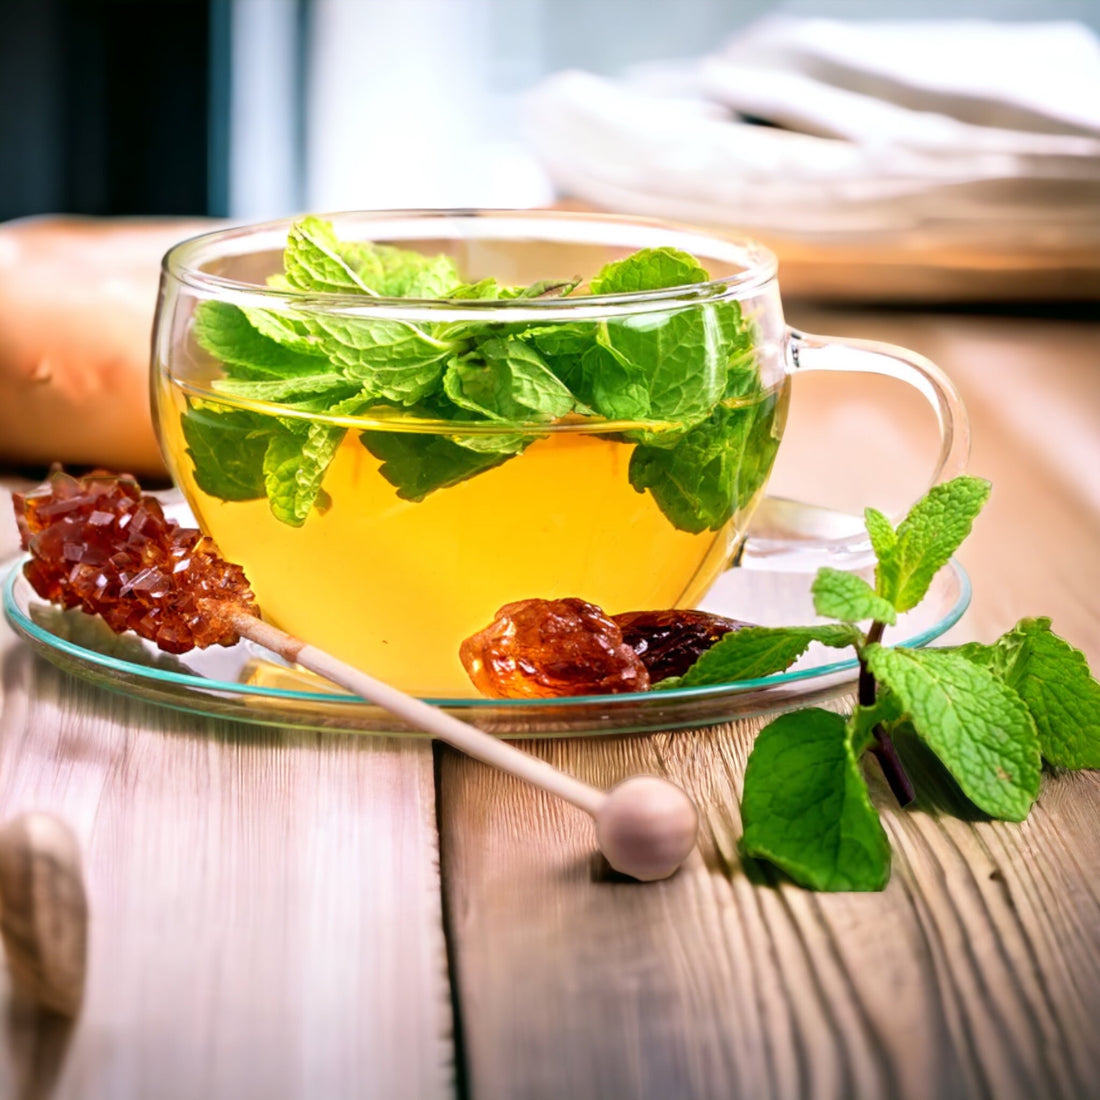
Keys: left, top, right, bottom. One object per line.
{"left": 665, "top": 474, "right": 1099, "bottom": 891}
{"left": 183, "top": 219, "right": 777, "bottom": 531}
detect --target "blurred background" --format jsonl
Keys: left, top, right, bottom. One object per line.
{"left": 3, "top": 0, "right": 1099, "bottom": 242}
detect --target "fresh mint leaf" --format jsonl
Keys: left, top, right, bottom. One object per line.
{"left": 527, "top": 323, "right": 597, "bottom": 361}
{"left": 864, "top": 506, "right": 897, "bottom": 562}
{"left": 310, "top": 317, "right": 458, "bottom": 405}
{"left": 360, "top": 428, "right": 517, "bottom": 502}
{"left": 959, "top": 619, "right": 1100, "bottom": 769}
{"left": 193, "top": 301, "right": 328, "bottom": 378}
{"left": 589, "top": 247, "right": 710, "bottom": 293}
{"left": 180, "top": 402, "right": 272, "bottom": 501}
{"left": 812, "top": 567, "right": 898, "bottom": 625}
{"left": 443, "top": 338, "right": 576, "bottom": 422}
{"left": 509, "top": 278, "right": 581, "bottom": 299}
{"left": 573, "top": 248, "right": 749, "bottom": 428}
{"left": 380, "top": 250, "right": 460, "bottom": 298}
{"left": 263, "top": 420, "right": 346, "bottom": 527}
{"left": 628, "top": 391, "right": 782, "bottom": 534}
{"left": 875, "top": 476, "right": 991, "bottom": 612}
{"left": 285, "top": 216, "right": 460, "bottom": 298}
{"left": 865, "top": 645, "right": 1041, "bottom": 820}
{"left": 576, "top": 343, "right": 653, "bottom": 422}
{"left": 740, "top": 709, "right": 891, "bottom": 891}
{"left": 284, "top": 216, "right": 376, "bottom": 294}
{"left": 673, "top": 623, "right": 861, "bottom": 687}
{"left": 213, "top": 372, "right": 358, "bottom": 404}
{"left": 444, "top": 278, "right": 507, "bottom": 300}
{"left": 241, "top": 286, "right": 322, "bottom": 353}
{"left": 596, "top": 307, "right": 727, "bottom": 424}
{"left": 1001, "top": 619, "right": 1100, "bottom": 768}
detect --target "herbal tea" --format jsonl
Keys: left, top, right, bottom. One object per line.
{"left": 157, "top": 383, "right": 787, "bottom": 695}
{"left": 153, "top": 215, "right": 790, "bottom": 695}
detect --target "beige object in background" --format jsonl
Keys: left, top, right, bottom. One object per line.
{"left": 0, "top": 811, "right": 88, "bottom": 1017}
{"left": 0, "top": 216, "right": 214, "bottom": 474}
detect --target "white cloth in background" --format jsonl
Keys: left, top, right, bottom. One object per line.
{"left": 523, "top": 17, "right": 1100, "bottom": 247}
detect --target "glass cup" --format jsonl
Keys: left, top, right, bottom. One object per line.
{"left": 152, "top": 211, "right": 967, "bottom": 696}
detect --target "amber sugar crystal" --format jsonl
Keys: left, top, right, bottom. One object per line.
{"left": 460, "top": 597, "right": 651, "bottom": 699}
{"left": 460, "top": 599, "right": 751, "bottom": 698}
{"left": 13, "top": 470, "right": 257, "bottom": 654}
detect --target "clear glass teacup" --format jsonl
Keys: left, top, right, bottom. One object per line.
{"left": 152, "top": 211, "right": 967, "bottom": 696}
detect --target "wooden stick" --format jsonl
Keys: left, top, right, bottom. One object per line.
{"left": 230, "top": 612, "right": 699, "bottom": 882}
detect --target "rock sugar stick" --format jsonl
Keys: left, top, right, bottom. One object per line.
{"left": 13, "top": 471, "right": 698, "bottom": 881}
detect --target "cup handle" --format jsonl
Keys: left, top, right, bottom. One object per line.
{"left": 740, "top": 327, "right": 970, "bottom": 572}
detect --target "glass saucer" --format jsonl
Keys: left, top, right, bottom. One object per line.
{"left": 2, "top": 556, "right": 969, "bottom": 738}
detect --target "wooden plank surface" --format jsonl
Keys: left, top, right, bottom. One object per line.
{"left": 439, "top": 309, "right": 1100, "bottom": 1100}
{"left": 0, "top": 501, "right": 454, "bottom": 1099}
{"left": 0, "top": 309, "right": 1097, "bottom": 1100}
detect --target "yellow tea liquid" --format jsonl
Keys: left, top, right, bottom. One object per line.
{"left": 157, "top": 384, "right": 788, "bottom": 696}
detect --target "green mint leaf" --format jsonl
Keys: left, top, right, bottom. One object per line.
{"left": 284, "top": 216, "right": 460, "bottom": 298}
{"left": 310, "top": 317, "right": 456, "bottom": 405}
{"left": 588, "top": 247, "right": 710, "bottom": 294}
{"left": 380, "top": 250, "right": 461, "bottom": 298}
{"left": 595, "top": 308, "right": 727, "bottom": 424}
{"left": 262, "top": 421, "right": 345, "bottom": 527}
{"left": 577, "top": 249, "right": 748, "bottom": 427}
{"left": 443, "top": 338, "right": 576, "bottom": 422}
{"left": 360, "top": 428, "right": 519, "bottom": 502}
{"left": 628, "top": 391, "right": 782, "bottom": 534}
{"left": 864, "top": 506, "right": 897, "bottom": 561}
{"left": 812, "top": 567, "right": 898, "bottom": 625}
{"left": 959, "top": 619, "right": 1100, "bottom": 769}
{"left": 1001, "top": 619, "right": 1100, "bottom": 768}
{"left": 193, "top": 301, "right": 328, "bottom": 378}
{"left": 509, "top": 278, "right": 581, "bottom": 299}
{"left": 527, "top": 323, "right": 597, "bottom": 361}
{"left": 213, "top": 373, "right": 358, "bottom": 404}
{"left": 717, "top": 302, "right": 758, "bottom": 397}
{"left": 675, "top": 623, "right": 861, "bottom": 687}
{"left": 740, "top": 709, "right": 891, "bottom": 891}
{"left": 241, "top": 275, "right": 327, "bottom": 353}
{"left": 444, "top": 278, "right": 507, "bottom": 300}
{"left": 179, "top": 402, "right": 272, "bottom": 501}
{"left": 284, "top": 216, "right": 376, "bottom": 294}
{"left": 875, "top": 476, "right": 991, "bottom": 612}
{"left": 245, "top": 308, "right": 320, "bottom": 354}
{"left": 576, "top": 343, "right": 652, "bottom": 421}
{"left": 866, "top": 646, "right": 1041, "bottom": 820}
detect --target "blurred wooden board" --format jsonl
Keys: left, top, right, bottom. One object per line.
{"left": 553, "top": 199, "right": 1100, "bottom": 303}
{"left": 768, "top": 237, "right": 1100, "bottom": 303}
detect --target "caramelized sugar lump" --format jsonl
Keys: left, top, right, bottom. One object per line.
{"left": 613, "top": 609, "right": 748, "bottom": 682}
{"left": 14, "top": 470, "right": 256, "bottom": 654}
{"left": 460, "top": 598, "right": 650, "bottom": 699}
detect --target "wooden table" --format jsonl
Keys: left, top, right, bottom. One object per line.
{"left": 0, "top": 307, "right": 1097, "bottom": 1099}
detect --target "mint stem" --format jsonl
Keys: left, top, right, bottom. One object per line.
{"left": 859, "top": 620, "right": 916, "bottom": 808}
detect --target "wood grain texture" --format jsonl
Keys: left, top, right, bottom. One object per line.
{"left": 0, "top": 590, "right": 454, "bottom": 1099}
{"left": 439, "top": 729, "right": 1100, "bottom": 1100}
{"left": 1, "top": 310, "right": 1097, "bottom": 1099}
{"left": 439, "top": 312, "right": 1100, "bottom": 1100}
